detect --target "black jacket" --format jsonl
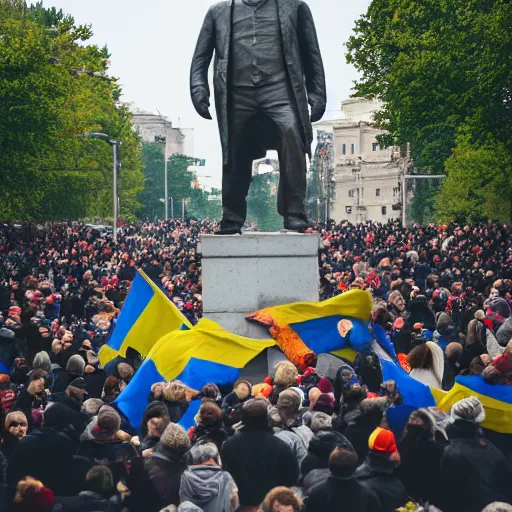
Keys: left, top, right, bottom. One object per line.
{"left": 53, "top": 491, "right": 123, "bottom": 512}
{"left": 301, "top": 430, "right": 349, "bottom": 478}
{"left": 345, "top": 412, "right": 383, "bottom": 465}
{"left": 190, "top": 0, "right": 326, "bottom": 165}
{"left": 396, "top": 433, "right": 445, "bottom": 506}
{"left": 303, "top": 475, "right": 384, "bottom": 512}
{"left": 221, "top": 428, "right": 299, "bottom": 507}
{"left": 355, "top": 453, "right": 408, "bottom": 512}
{"left": 8, "top": 427, "right": 77, "bottom": 496}
{"left": 126, "top": 442, "right": 187, "bottom": 512}
{"left": 440, "top": 420, "right": 512, "bottom": 512}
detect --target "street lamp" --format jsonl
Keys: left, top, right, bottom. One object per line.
{"left": 154, "top": 135, "right": 169, "bottom": 220}
{"left": 80, "top": 132, "right": 121, "bottom": 242}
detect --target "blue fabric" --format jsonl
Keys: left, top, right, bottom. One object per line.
{"left": 116, "top": 357, "right": 241, "bottom": 430}
{"left": 115, "top": 358, "right": 164, "bottom": 429}
{"left": 0, "top": 361, "right": 9, "bottom": 374}
{"left": 290, "top": 316, "right": 372, "bottom": 354}
{"left": 107, "top": 273, "right": 154, "bottom": 351}
{"left": 372, "top": 323, "right": 397, "bottom": 360}
{"left": 380, "top": 358, "right": 436, "bottom": 437}
{"left": 457, "top": 375, "right": 512, "bottom": 403}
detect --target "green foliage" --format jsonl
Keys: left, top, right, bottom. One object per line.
{"left": 0, "top": 0, "right": 144, "bottom": 221}
{"left": 247, "top": 173, "right": 282, "bottom": 231}
{"left": 187, "top": 188, "right": 222, "bottom": 220}
{"left": 436, "top": 138, "right": 512, "bottom": 223}
{"left": 346, "top": 0, "right": 512, "bottom": 223}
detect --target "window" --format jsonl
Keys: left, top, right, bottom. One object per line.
{"left": 348, "top": 189, "right": 355, "bottom": 198}
{"left": 382, "top": 206, "right": 387, "bottom": 215}
{"left": 372, "top": 143, "right": 379, "bottom": 152}
{"left": 393, "top": 186, "right": 400, "bottom": 197}
{"left": 376, "top": 188, "right": 381, "bottom": 197}
{"left": 351, "top": 143, "right": 355, "bottom": 155}
{"left": 342, "top": 144, "right": 346, "bottom": 155}
{"left": 345, "top": 206, "right": 352, "bottom": 214}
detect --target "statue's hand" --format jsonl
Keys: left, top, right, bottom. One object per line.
{"left": 309, "top": 94, "right": 326, "bottom": 123}
{"left": 192, "top": 86, "right": 212, "bottom": 120}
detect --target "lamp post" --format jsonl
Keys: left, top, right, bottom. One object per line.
{"left": 80, "top": 132, "right": 121, "bottom": 242}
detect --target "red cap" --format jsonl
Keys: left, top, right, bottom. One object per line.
{"left": 368, "top": 427, "right": 397, "bottom": 454}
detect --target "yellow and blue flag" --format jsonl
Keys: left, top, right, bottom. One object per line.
{"left": 379, "top": 354, "right": 512, "bottom": 436}
{"left": 247, "top": 290, "right": 382, "bottom": 368}
{"left": 115, "top": 319, "right": 276, "bottom": 430}
{"left": 99, "top": 269, "right": 192, "bottom": 366}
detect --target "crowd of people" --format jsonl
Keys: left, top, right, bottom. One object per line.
{"left": 0, "top": 219, "right": 512, "bottom": 512}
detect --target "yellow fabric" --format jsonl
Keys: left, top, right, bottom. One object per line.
{"left": 256, "top": 289, "right": 373, "bottom": 324}
{"left": 99, "top": 269, "right": 192, "bottom": 366}
{"left": 330, "top": 348, "right": 358, "bottom": 363}
{"left": 436, "top": 382, "right": 512, "bottom": 434}
{"left": 149, "top": 318, "right": 277, "bottom": 379}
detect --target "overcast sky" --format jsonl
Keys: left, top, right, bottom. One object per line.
{"left": 35, "top": 0, "right": 370, "bottom": 187}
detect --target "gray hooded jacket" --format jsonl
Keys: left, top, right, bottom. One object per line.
{"left": 179, "top": 465, "right": 236, "bottom": 512}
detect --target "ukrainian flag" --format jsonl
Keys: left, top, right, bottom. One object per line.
{"left": 246, "top": 289, "right": 374, "bottom": 368}
{"left": 378, "top": 352, "right": 512, "bottom": 437}
{"left": 99, "top": 270, "right": 192, "bottom": 366}
{"left": 115, "top": 319, "right": 276, "bottom": 430}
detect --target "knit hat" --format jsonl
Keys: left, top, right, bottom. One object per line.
{"left": 312, "top": 393, "right": 334, "bottom": 415}
{"left": 273, "top": 361, "right": 298, "bottom": 388}
{"left": 241, "top": 398, "right": 269, "bottom": 430}
{"left": 68, "top": 377, "right": 87, "bottom": 391}
{"left": 15, "top": 483, "right": 54, "bottom": 511}
{"left": 317, "top": 377, "right": 333, "bottom": 394}
{"left": 82, "top": 398, "right": 104, "bottom": 415}
{"left": 277, "top": 388, "right": 301, "bottom": 413}
{"left": 450, "top": 396, "right": 486, "bottom": 423}
{"left": 368, "top": 427, "right": 398, "bottom": 454}
{"left": 310, "top": 411, "right": 333, "bottom": 432}
{"left": 95, "top": 406, "right": 121, "bottom": 437}
{"left": 159, "top": 423, "right": 190, "bottom": 452}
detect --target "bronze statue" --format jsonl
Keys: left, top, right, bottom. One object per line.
{"left": 191, "top": 0, "right": 326, "bottom": 234}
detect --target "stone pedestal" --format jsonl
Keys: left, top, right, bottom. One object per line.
{"left": 200, "top": 232, "right": 320, "bottom": 340}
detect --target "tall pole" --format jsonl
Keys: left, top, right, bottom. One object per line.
{"left": 182, "top": 197, "right": 185, "bottom": 220}
{"left": 112, "top": 142, "right": 118, "bottom": 243}
{"left": 164, "top": 147, "right": 169, "bottom": 221}
{"left": 402, "top": 142, "right": 411, "bottom": 228}
{"left": 170, "top": 197, "right": 174, "bottom": 219}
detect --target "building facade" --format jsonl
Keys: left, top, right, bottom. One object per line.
{"left": 131, "top": 111, "right": 189, "bottom": 156}
{"left": 324, "top": 99, "right": 401, "bottom": 224}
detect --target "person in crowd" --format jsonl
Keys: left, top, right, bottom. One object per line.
{"left": 221, "top": 398, "right": 299, "bottom": 511}
{"left": 77, "top": 405, "right": 138, "bottom": 486}
{"left": 344, "top": 397, "right": 387, "bottom": 464}
{"left": 8, "top": 403, "right": 81, "bottom": 496}
{"left": 102, "top": 375, "right": 122, "bottom": 404}
{"left": 179, "top": 442, "right": 239, "bottom": 512}
{"left": 131, "top": 401, "right": 170, "bottom": 455}
{"left": 439, "top": 397, "right": 512, "bottom": 512}
{"left": 53, "top": 465, "right": 123, "bottom": 511}
{"left": 188, "top": 400, "right": 229, "bottom": 450}
{"left": 302, "top": 445, "right": 383, "bottom": 512}
{"left": 268, "top": 388, "right": 313, "bottom": 468}
{"left": 127, "top": 422, "right": 190, "bottom": 512}
{"left": 396, "top": 409, "right": 446, "bottom": 507}
{"left": 260, "top": 487, "right": 303, "bottom": 512}
{"left": 221, "top": 379, "right": 253, "bottom": 428}
{"left": 407, "top": 341, "right": 445, "bottom": 389}
{"left": 355, "top": 427, "right": 408, "bottom": 511}
{"left": 13, "top": 476, "right": 54, "bottom": 512}
{"left": 301, "top": 428, "right": 353, "bottom": 496}
{"left": 159, "top": 380, "right": 198, "bottom": 424}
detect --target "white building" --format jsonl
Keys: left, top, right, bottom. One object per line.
{"left": 317, "top": 98, "right": 401, "bottom": 224}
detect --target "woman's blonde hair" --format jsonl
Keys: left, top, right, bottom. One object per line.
{"left": 163, "top": 380, "right": 186, "bottom": 402}
{"left": 5, "top": 410, "right": 28, "bottom": 430}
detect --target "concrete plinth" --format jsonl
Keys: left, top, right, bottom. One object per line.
{"left": 201, "top": 232, "right": 320, "bottom": 339}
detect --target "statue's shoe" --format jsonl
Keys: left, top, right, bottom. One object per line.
{"left": 214, "top": 221, "right": 242, "bottom": 235}
{"left": 283, "top": 216, "right": 311, "bottom": 233}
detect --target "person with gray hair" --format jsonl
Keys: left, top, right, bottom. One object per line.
{"left": 32, "top": 351, "right": 51, "bottom": 373}
{"left": 179, "top": 442, "right": 239, "bottom": 512}
{"left": 438, "top": 396, "right": 512, "bottom": 512}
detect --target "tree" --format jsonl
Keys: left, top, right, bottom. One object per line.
{"left": 0, "top": 0, "right": 144, "bottom": 221}
{"left": 346, "top": 0, "right": 512, "bottom": 222}
{"left": 247, "top": 173, "right": 282, "bottom": 231}
{"left": 436, "top": 138, "right": 512, "bottom": 223}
